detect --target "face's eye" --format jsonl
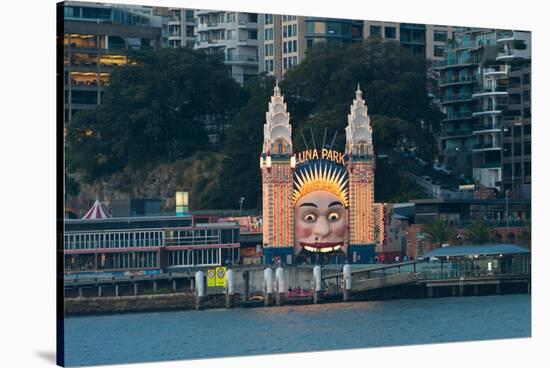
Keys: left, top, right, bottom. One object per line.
{"left": 327, "top": 212, "right": 340, "bottom": 222}
{"left": 303, "top": 213, "right": 317, "bottom": 223}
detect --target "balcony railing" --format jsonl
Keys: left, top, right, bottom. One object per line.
{"left": 437, "top": 57, "right": 480, "bottom": 68}
{"left": 473, "top": 105, "right": 506, "bottom": 114}
{"left": 473, "top": 85, "right": 508, "bottom": 94}
{"left": 497, "top": 31, "right": 514, "bottom": 40}
{"left": 444, "top": 111, "right": 472, "bottom": 120}
{"left": 442, "top": 93, "right": 473, "bottom": 103}
{"left": 225, "top": 54, "right": 258, "bottom": 63}
{"left": 441, "top": 129, "right": 472, "bottom": 138}
{"left": 473, "top": 122, "right": 502, "bottom": 131}
{"left": 473, "top": 142, "right": 501, "bottom": 150}
{"left": 441, "top": 75, "right": 478, "bottom": 85}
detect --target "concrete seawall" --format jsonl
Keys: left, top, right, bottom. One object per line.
{"left": 65, "top": 293, "right": 231, "bottom": 316}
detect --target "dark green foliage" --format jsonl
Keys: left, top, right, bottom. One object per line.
{"left": 204, "top": 74, "right": 277, "bottom": 210}
{"left": 466, "top": 219, "right": 496, "bottom": 244}
{"left": 374, "top": 159, "right": 425, "bottom": 203}
{"left": 282, "top": 39, "right": 440, "bottom": 157}
{"left": 64, "top": 174, "right": 80, "bottom": 197}
{"left": 423, "top": 218, "right": 452, "bottom": 247}
{"left": 67, "top": 48, "right": 245, "bottom": 181}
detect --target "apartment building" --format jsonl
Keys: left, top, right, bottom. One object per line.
{"left": 363, "top": 21, "right": 455, "bottom": 62}
{"left": 167, "top": 8, "right": 196, "bottom": 48}
{"left": 497, "top": 31, "right": 531, "bottom": 191}
{"left": 259, "top": 15, "right": 363, "bottom": 79}
{"left": 437, "top": 28, "right": 498, "bottom": 176}
{"left": 61, "top": 1, "right": 163, "bottom": 126}
{"left": 194, "top": 10, "right": 259, "bottom": 86}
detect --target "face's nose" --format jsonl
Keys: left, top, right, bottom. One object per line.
{"left": 313, "top": 216, "right": 331, "bottom": 239}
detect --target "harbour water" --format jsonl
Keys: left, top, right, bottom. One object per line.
{"left": 64, "top": 294, "right": 531, "bottom": 367}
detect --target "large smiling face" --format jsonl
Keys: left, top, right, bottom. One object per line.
{"left": 294, "top": 190, "right": 349, "bottom": 255}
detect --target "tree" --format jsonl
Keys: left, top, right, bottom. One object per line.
{"left": 66, "top": 47, "right": 245, "bottom": 181}
{"left": 466, "top": 219, "right": 496, "bottom": 244}
{"left": 423, "top": 218, "right": 452, "bottom": 248}
{"left": 205, "top": 74, "right": 277, "bottom": 209}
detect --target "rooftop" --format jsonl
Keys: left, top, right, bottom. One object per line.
{"left": 424, "top": 244, "right": 530, "bottom": 258}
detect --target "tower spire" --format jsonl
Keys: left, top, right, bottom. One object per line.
{"left": 274, "top": 80, "right": 281, "bottom": 97}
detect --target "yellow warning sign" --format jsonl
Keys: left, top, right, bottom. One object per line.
{"left": 207, "top": 269, "right": 216, "bottom": 287}
{"left": 215, "top": 267, "right": 227, "bottom": 287}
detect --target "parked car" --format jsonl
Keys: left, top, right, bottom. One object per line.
{"left": 421, "top": 175, "right": 433, "bottom": 183}
{"left": 432, "top": 163, "right": 444, "bottom": 172}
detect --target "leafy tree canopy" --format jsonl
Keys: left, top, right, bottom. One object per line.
{"left": 423, "top": 218, "right": 452, "bottom": 247}
{"left": 67, "top": 47, "right": 245, "bottom": 182}
{"left": 281, "top": 39, "right": 441, "bottom": 156}
{"left": 466, "top": 219, "right": 496, "bottom": 244}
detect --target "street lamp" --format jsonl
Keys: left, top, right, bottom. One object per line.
{"left": 239, "top": 196, "right": 245, "bottom": 215}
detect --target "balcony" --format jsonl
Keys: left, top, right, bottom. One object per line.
{"left": 441, "top": 129, "right": 472, "bottom": 138}
{"left": 473, "top": 142, "right": 501, "bottom": 151}
{"left": 238, "top": 20, "right": 258, "bottom": 29}
{"left": 237, "top": 38, "right": 258, "bottom": 46}
{"left": 442, "top": 93, "right": 473, "bottom": 105}
{"left": 484, "top": 65, "right": 508, "bottom": 76}
{"left": 440, "top": 75, "right": 478, "bottom": 87}
{"left": 225, "top": 54, "right": 259, "bottom": 64}
{"left": 168, "top": 17, "right": 181, "bottom": 24}
{"left": 195, "top": 38, "right": 227, "bottom": 48}
{"left": 436, "top": 57, "right": 480, "bottom": 69}
{"left": 473, "top": 123, "right": 501, "bottom": 134}
{"left": 496, "top": 30, "right": 514, "bottom": 42}
{"left": 443, "top": 111, "right": 473, "bottom": 121}
{"left": 472, "top": 105, "right": 505, "bottom": 116}
{"left": 472, "top": 85, "right": 508, "bottom": 97}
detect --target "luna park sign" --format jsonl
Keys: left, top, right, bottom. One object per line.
{"left": 296, "top": 149, "right": 346, "bottom": 166}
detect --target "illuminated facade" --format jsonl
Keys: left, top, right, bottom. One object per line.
{"left": 61, "top": 1, "right": 163, "bottom": 126}
{"left": 260, "top": 82, "right": 295, "bottom": 263}
{"left": 345, "top": 86, "right": 376, "bottom": 246}
{"left": 261, "top": 84, "right": 376, "bottom": 264}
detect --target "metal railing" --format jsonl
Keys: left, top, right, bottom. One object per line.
{"left": 473, "top": 142, "right": 501, "bottom": 150}
{"left": 443, "top": 94, "right": 473, "bottom": 103}
{"left": 225, "top": 54, "right": 259, "bottom": 63}
{"left": 441, "top": 129, "right": 472, "bottom": 137}
{"left": 473, "top": 123, "right": 501, "bottom": 131}
{"left": 444, "top": 111, "right": 472, "bottom": 120}
{"left": 441, "top": 75, "right": 478, "bottom": 85}
{"left": 473, "top": 85, "right": 508, "bottom": 94}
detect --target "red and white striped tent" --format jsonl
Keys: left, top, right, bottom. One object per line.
{"left": 82, "top": 199, "right": 111, "bottom": 220}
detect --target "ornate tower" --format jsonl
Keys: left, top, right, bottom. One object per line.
{"left": 345, "top": 85, "right": 376, "bottom": 245}
{"left": 260, "top": 82, "right": 295, "bottom": 263}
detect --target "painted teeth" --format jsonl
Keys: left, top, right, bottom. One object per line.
{"left": 303, "top": 245, "right": 342, "bottom": 253}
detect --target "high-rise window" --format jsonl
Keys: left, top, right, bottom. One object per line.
{"left": 370, "top": 25, "right": 381, "bottom": 37}
{"left": 264, "top": 14, "right": 273, "bottom": 25}
{"left": 328, "top": 23, "right": 340, "bottom": 35}
{"left": 434, "top": 45, "right": 445, "bottom": 58}
{"left": 314, "top": 22, "right": 326, "bottom": 35}
{"left": 264, "top": 28, "right": 273, "bottom": 41}
{"left": 434, "top": 30, "right": 448, "bottom": 42}
{"left": 384, "top": 27, "right": 396, "bottom": 39}
{"left": 248, "top": 13, "right": 258, "bottom": 23}
{"left": 248, "top": 30, "right": 258, "bottom": 40}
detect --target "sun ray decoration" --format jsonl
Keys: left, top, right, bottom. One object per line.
{"left": 293, "top": 161, "right": 349, "bottom": 208}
